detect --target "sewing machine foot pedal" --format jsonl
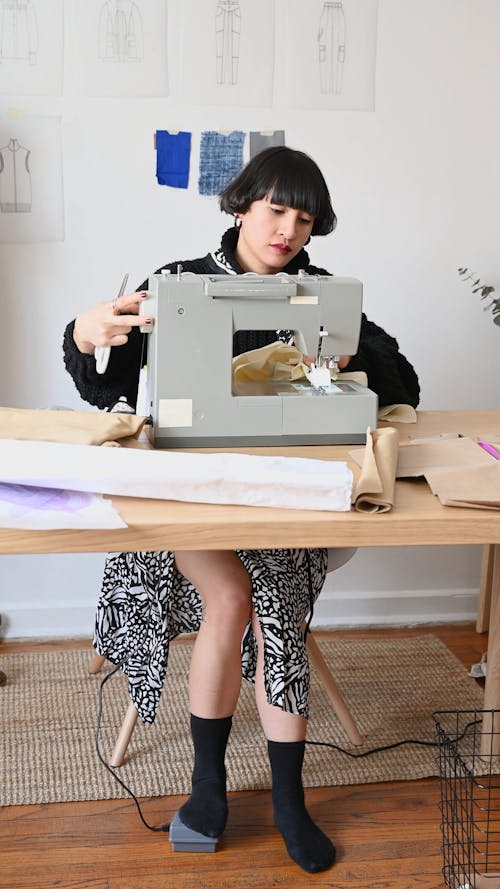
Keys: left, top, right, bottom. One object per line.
{"left": 168, "top": 811, "right": 220, "bottom": 852}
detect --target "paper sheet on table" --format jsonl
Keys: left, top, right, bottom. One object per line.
{"left": 425, "top": 463, "right": 500, "bottom": 510}
{"left": 350, "top": 426, "right": 399, "bottom": 513}
{"left": 350, "top": 435, "right": 495, "bottom": 479}
{"left": 0, "top": 439, "right": 354, "bottom": 512}
{"left": 0, "top": 406, "right": 146, "bottom": 446}
{"left": 395, "top": 436, "right": 495, "bottom": 477}
{"left": 0, "top": 483, "right": 127, "bottom": 529}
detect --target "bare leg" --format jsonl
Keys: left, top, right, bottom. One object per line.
{"left": 174, "top": 550, "right": 253, "bottom": 718}
{"left": 251, "top": 610, "right": 307, "bottom": 741}
{"left": 173, "top": 550, "right": 252, "bottom": 836}
{"left": 251, "top": 610, "right": 335, "bottom": 873}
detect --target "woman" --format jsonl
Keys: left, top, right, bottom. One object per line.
{"left": 63, "top": 147, "right": 419, "bottom": 874}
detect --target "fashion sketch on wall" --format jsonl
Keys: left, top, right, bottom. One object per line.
{"left": 284, "top": 0, "right": 378, "bottom": 110}
{"left": 318, "top": 1, "right": 346, "bottom": 95}
{"left": 98, "top": 0, "right": 144, "bottom": 62}
{"left": 0, "top": 0, "right": 63, "bottom": 95}
{"left": 74, "top": 0, "right": 168, "bottom": 96}
{"left": 0, "top": 113, "right": 63, "bottom": 242}
{"left": 180, "top": 0, "right": 274, "bottom": 107}
{"left": 0, "top": 137, "right": 32, "bottom": 213}
{"left": 215, "top": 0, "right": 241, "bottom": 85}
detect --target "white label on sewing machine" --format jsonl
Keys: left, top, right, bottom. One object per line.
{"left": 289, "top": 295, "right": 318, "bottom": 304}
{"left": 159, "top": 399, "right": 193, "bottom": 427}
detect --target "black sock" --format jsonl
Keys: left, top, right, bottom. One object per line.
{"left": 178, "top": 714, "right": 232, "bottom": 838}
{"left": 267, "top": 739, "right": 336, "bottom": 873}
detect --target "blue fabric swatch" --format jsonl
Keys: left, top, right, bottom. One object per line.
{"left": 155, "top": 130, "right": 191, "bottom": 188}
{"left": 198, "top": 130, "right": 245, "bottom": 196}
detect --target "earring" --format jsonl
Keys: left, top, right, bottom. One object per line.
{"left": 234, "top": 216, "right": 242, "bottom": 229}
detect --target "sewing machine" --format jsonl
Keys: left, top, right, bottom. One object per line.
{"left": 139, "top": 270, "right": 378, "bottom": 447}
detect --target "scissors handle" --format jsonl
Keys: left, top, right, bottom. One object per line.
{"left": 95, "top": 273, "right": 129, "bottom": 375}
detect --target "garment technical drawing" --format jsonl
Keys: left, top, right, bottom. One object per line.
{"left": 318, "top": 1, "right": 346, "bottom": 94}
{"left": 0, "top": 138, "right": 32, "bottom": 212}
{"left": 0, "top": 0, "right": 38, "bottom": 64}
{"left": 98, "top": 0, "right": 143, "bottom": 62}
{"left": 215, "top": 0, "right": 241, "bottom": 85}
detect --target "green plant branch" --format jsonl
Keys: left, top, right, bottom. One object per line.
{"left": 458, "top": 267, "right": 500, "bottom": 325}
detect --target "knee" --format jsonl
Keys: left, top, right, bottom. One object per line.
{"left": 206, "top": 579, "right": 252, "bottom": 629}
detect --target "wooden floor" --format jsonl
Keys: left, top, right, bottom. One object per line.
{"left": 0, "top": 625, "right": 488, "bottom": 889}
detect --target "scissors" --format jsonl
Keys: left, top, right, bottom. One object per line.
{"left": 95, "top": 273, "right": 129, "bottom": 374}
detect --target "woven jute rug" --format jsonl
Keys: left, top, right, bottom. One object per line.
{"left": 0, "top": 635, "right": 484, "bottom": 807}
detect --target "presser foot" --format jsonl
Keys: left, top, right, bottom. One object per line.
{"left": 168, "top": 810, "right": 220, "bottom": 853}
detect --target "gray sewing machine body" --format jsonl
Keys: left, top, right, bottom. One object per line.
{"left": 139, "top": 271, "right": 378, "bottom": 447}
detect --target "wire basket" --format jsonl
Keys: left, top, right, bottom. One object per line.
{"left": 434, "top": 710, "right": 500, "bottom": 889}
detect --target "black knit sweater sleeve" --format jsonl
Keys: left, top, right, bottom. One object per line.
{"left": 346, "top": 314, "right": 420, "bottom": 408}
{"left": 62, "top": 320, "right": 144, "bottom": 409}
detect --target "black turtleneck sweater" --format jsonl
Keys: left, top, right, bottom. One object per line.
{"left": 62, "top": 227, "right": 420, "bottom": 410}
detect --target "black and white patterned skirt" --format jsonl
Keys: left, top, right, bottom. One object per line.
{"left": 94, "top": 547, "right": 328, "bottom": 724}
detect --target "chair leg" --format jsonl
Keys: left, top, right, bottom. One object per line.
{"left": 110, "top": 700, "right": 139, "bottom": 767}
{"left": 306, "top": 631, "right": 363, "bottom": 746}
{"left": 87, "top": 650, "right": 138, "bottom": 766}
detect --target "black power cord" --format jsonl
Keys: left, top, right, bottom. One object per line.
{"left": 95, "top": 663, "right": 170, "bottom": 833}
{"left": 96, "top": 659, "right": 481, "bottom": 832}
{"left": 95, "top": 546, "right": 482, "bottom": 835}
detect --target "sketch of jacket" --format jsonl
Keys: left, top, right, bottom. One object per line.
{"left": 0, "top": 138, "right": 32, "bottom": 212}
{"left": 98, "top": 0, "right": 143, "bottom": 62}
{"left": 318, "top": 1, "right": 346, "bottom": 95}
{"left": 0, "top": 0, "right": 38, "bottom": 64}
{"left": 215, "top": 0, "right": 241, "bottom": 85}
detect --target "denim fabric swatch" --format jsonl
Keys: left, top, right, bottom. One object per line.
{"left": 155, "top": 130, "right": 191, "bottom": 188}
{"left": 198, "top": 130, "right": 245, "bottom": 196}
{"left": 249, "top": 130, "right": 285, "bottom": 158}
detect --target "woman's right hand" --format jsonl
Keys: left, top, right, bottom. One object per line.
{"left": 73, "top": 291, "right": 152, "bottom": 355}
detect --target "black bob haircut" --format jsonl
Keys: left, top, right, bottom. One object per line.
{"left": 219, "top": 146, "right": 337, "bottom": 237}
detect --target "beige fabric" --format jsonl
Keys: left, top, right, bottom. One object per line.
{"left": 0, "top": 406, "right": 146, "bottom": 447}
{"left": 350, "top": 432, "right": 500, "bottom": 512}
{"left": 378, "top": 403, "right": 417, "bottom": 423}
{"left": 232, "top": 341, "right": 369, "bottom": 388}
{"left": 351, "top": 426, "right": 399, "bottom": 513}
{"left": 232, "top": 341, "right": 308, "bottom": 382}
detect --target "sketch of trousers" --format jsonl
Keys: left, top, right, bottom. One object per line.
{"left": 318, "top": 1, "right": 346, "bottom": 95}
{"left": 98, "top": 0, "right": 144, "bottom": 62}
{"left": 0, "top": 138, "right": 32, "bottom": 212}
{"left": 0, "top": 0, "right": 38, "bottom": 64}
{"left": 215, "top": 0, "right": 241, "bottom": 85}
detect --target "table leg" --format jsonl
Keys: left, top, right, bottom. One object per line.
{"left": 477, "top": 544, "right": 495, "bottom": 634}
{"left": 481, "top": 545, "right": 500, "bottom": 754}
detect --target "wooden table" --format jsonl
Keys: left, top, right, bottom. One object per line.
{"left": 1, "top": 410, "right": 500, "bottom": 745}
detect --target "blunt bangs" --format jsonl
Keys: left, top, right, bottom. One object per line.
{"left": 219, "top": 146, "right": 337, "bottom": 236}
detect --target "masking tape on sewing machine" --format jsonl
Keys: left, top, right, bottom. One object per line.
{"left": 159, "top": 399, "right": 193, "bottom": 428}
{"left": 290, "top": 294, "right": 318, "bottom": 304}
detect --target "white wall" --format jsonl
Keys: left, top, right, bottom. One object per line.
{"left": 1, "top": 0, "right": 499, "bottom": 639}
